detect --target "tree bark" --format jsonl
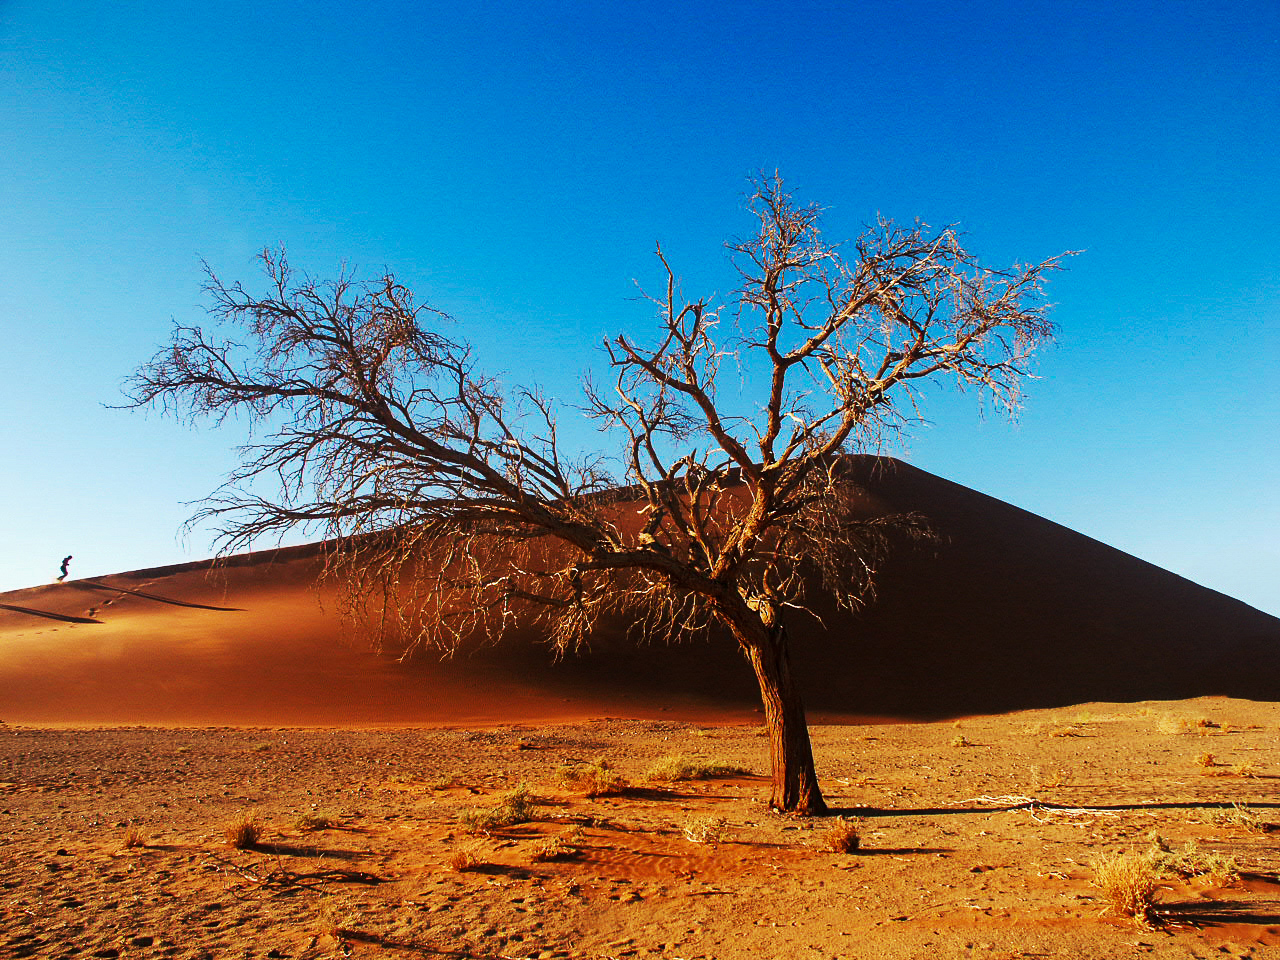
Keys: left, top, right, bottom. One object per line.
{"left": 741, "top": 623, "right": 828, "bottom": 815}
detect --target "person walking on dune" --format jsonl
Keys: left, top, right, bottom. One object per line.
{"left": 57, "top": 555, "right": 72, "bottom": 582}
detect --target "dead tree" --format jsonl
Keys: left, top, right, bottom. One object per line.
{"left": 124, "top": 175, "right": 1067, "bottom": 814}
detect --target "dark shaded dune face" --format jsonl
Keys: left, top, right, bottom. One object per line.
{"left": 789, "top": 458, "right": 1280, "bottom": 717}
{"left": 1, "top": 455, "right": 1276, "bottom": 726}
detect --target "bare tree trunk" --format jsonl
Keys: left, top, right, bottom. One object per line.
{"left": 741, "top": 624, "right": 828, "bottom": 815}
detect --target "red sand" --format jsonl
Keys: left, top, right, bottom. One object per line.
{"left": 2, "top": 457, "right": 1276, "bottom": 727}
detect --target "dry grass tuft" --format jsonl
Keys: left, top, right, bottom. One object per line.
{"left": 120, "top": 824, "right": 147, "bottom": 849}
{"left": 224, "top": 814, "right": 263, "bottom": 849}
{"left": 447, "top": 846, "right": 482, "bottom": 872}
{"left": 295, "top": 812, "right": 336, "bottom": 832}
{"left": 682, "top": 815, "right": 729, "bottom": 844}
{"left": 1148, "top": 838, "right": 1241, "bottom": 885}
{"left": 459, "top": 783, "right": 539, "bottom": 834}
{"left": 530, "top": 826, "right": 584, "bottom": 862}
{"left": 1092, "top": 852, "right": 1160, "bottom": 925}
{"left": 558, "top": 758, "right": 629, "bottom": 797}
{"left": 949, "top": 735, "right": 972, "bottom": 748}
{"left": 645, "top": 754, "right": 751, "bottom": 782}
{"left": 1211, "top": 802, "right": 1264, "bottom": 834}
{"left": 316, "top": 900, "right": 348, "bottom": 940}
{"left": 821, "top": 817, "right": 861, "bottom": 853}
{"left": 1196, "top": 752, "right": 1217, "bottom": 768}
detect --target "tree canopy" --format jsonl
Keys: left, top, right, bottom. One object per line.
{"left": 126, "top": 175, "right": 1068, "bottom": 812}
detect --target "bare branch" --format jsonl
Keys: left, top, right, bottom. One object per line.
{"left": 125, "top": 179, "right": 1070, "bottom": 814}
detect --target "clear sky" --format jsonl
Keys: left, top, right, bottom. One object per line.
{"left": 1, "top": 0, "right": 1277, "bottom": 615}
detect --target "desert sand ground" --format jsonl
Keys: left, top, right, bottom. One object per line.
{"left": 3, "top": 461, "right": 1279, "bottom": 958}
{"left": 3, "top": 698, "right": 1280, "bottom": 960}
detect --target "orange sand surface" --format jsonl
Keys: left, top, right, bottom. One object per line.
{"left": 4, "top": 702, "right": 1280, "bottom": 959}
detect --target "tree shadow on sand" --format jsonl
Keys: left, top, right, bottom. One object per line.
{"left": 835, "top": 801, "right": 1280, "bottom": 820}
{"left": 0, "top": 603, "right": 102, "bottom": 624}
{"left": 1156, "top": 897, "right": 1280, "bottom": 928}
{"left": 69, "top": 580, "right": 244, "bottom": 612}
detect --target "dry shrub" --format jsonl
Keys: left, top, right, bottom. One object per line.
{"left": 821, "top": 817, "right": 861, "bottom": 853}
{"left": 225, "top": 814, "right": 263, "bottom": 849}
{"left": 558, "top": 758, "right": 628, "bottom": 797}
{"left": 120, "top": 824, "right": 147, "bottom": 849}
{"left": 1212, "top": 802, "right": 1264, "bottom": 834}
{"left": 1236, "top": 760, "right": 1262, "bottom": 778}
{"left": 1187, "top": 717, "right": 1220, "bottom": 737}
{"left": 531, "top": 827, "right": 583, "bottom": 863}
{"left": 295, "top": 812, "right": 335, "bottom": 832}
{"left": 1148, "top": 838, "right": 1241, "bottom": 885}
{"left": 447, "top": 846, "right": 482, "bottom": 872}
{"left": 316, "top": 900, "right": 347, "bottom": 939}
{"left": 1196, "top": 752, "right": 1217, "bottom": 768}
{"left": 1200, "top": 852, "right": 1242, "bottom": 886}
{"left": 682, "top": 815, "right": 729, "bottom": 844}
{"left": 949, "top": 735, "right": 972, "bottom": 748}
{"left": 1092, "top": 852, "right": 1160, "bottom": 925}
{"left": 459, "top": 783, "right": 539, "bottom": 834}
{"left": 646, "top": 754, "right": 750, "bottom": 782}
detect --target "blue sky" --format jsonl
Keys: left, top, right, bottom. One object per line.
{"left": 1, "top": 0, "right": 1276, "bottom": 615}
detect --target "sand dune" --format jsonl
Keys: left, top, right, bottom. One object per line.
{"left": 1, "top": 457, "right": 1276, "bottom": 726}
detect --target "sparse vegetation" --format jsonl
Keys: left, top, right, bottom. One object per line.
{"left": 120, "top": 824, "right": 147, "bottom": 849}
{"left": 316, "top": 900, "right": 347, "bottom": 940}
{"left": 821, "top": 817, "right": 861, "bottom": 853}
{"left": 1148, "top": 838, "right": 1240, "bottom": 885}
{"left": 1212, "top": 802, "right": 1264, "bottom": 834}
{"left": 295, "top": 812, "right": 336, "bottom": 832}
{"left": 645, "top": 754, "right": 751, "bottom": 782}
{"left": 682, "top": 815, "right": 729, "bottom": 844}
{"left": 1196, "top": 752, "right": 1217, "bottom": 768}
{"left": 531, "top": 826, "right": 585, "bottom": 862}
{"left": 558, "top": 757, "right": 628, "bottom": 797}
{"left": 1092, "top": 852, "right": 1160, "bottom": 925}
{"left": 225, "top": 814, "right": 263, "bottom": 849}
{"left": 447, "top": 846, "right": 482, "bottom": 872}
{"left": 459, "top": 783, "right": 539, "bottom": 833}
{"left": 950, "top": 735, "right": 972, "bottom": 748}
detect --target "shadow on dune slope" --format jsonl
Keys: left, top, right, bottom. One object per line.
{"left": 788, "top": 457, "right": 1280, "bottom": 716}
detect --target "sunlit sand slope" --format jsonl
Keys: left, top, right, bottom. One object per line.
{"left": 1, "top": 457, "right": 1275, "bottom": 725}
